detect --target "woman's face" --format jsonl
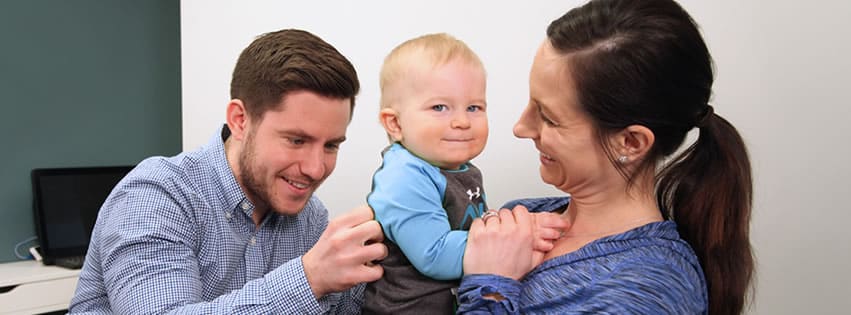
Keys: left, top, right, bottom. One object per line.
{"left": 513, "top": 41, "right": 614, "bottom": 194}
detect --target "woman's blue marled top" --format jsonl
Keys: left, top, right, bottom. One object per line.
{"left": 457, "top": 198, "right": 708, "bottom": 314}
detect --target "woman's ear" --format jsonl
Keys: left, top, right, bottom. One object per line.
{"left": 613, "top": 125, "right": 655, "bottom": 163}
{"left": 226, "top": 99, "right": 250, "bottom": 141}
{"left": 379, "top": 108, "right": 403, "bottom": 142}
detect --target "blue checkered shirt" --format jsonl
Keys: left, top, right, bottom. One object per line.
{"left": 69, "top": 126, "right": 363, "bottom": 314}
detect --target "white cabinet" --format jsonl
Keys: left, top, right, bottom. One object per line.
{"left": 0, "top": 261, "right": 79, "bottom": 315}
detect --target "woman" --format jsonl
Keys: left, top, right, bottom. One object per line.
{"left": 457, "top": 0, "right": 753, "bottom": 314}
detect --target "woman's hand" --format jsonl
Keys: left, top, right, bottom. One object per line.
{"left": 531, "top": 211, "right": 568, "bottom": 252}
{"left": 530, "top": 210, "right": 568, "bottom": 266}
{"left": 463, "top": 205, "right": 556, "bottom": 280}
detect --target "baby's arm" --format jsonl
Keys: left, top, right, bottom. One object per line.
{"left": 369, "top": 153, "right": 467, "bottom": 280}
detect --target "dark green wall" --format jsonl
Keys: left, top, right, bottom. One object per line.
{"left": 0, "top": 0, "right": 181, "bottom": 262}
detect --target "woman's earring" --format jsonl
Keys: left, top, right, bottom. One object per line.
{"left": 617, "top": 155, "right": 629, "bottom": 163}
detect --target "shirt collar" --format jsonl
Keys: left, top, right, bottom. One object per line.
{"left": 207, "top": 124, "right": 255, "bottom": 216}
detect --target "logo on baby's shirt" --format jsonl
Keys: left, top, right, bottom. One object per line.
{"left": 459, "top": 187, "right": 485, "bottom": 229}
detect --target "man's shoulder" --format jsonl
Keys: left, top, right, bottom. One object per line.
{"left": 107, "top": 150, "right": 219, "bottom": 217}
{"left": 126, "top": 148, "right": 212, "bottom": 187}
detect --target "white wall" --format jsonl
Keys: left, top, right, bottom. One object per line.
{"left": 181, "top": 1, "right": 851, "bottom": 313}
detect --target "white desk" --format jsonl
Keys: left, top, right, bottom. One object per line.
{"left": 0, "top": 260, "right": 79, "bottom": 315}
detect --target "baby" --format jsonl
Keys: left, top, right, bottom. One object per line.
{"left": 362, "top": 33, "right": 564, "bottom": 314}
{"left": 362, "top": 33, "right": 489, "bottom": 314}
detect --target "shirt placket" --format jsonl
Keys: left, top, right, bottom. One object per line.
{"left": 237, "top": 200, "right": 266, "bottom": 281}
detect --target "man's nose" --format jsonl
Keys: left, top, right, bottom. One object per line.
{"left": 298, "top": 147, "right": 326, "bottom": 181}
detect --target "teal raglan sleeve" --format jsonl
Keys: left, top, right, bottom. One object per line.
{"left": 368, "top": 145, "right": 468, "bottom": 280}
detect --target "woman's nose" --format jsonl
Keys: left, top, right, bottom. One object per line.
{"left": 514, "top": 104, "right": 537, "bottom": 139}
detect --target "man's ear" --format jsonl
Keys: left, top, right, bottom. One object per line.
{"left": 226, "top": 99, "right": 250, "bottom": 141}
{"left": 379, "top": 108, "right": 403, "bottom": 142}
{"left": 612, "top": 125, "right": 655, "bottom": 163}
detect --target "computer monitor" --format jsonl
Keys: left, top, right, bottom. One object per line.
{"left": 31, "top": 165, "right": 134, "bottom": 265}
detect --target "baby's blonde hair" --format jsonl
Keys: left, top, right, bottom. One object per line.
{"left": 379, "top": 33, "right": 485, "bottom": 110}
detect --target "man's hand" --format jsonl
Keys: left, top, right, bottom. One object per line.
{"left": 302, "top": 205, "right": 388, "bottom": 298}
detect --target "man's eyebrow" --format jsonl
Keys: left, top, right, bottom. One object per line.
{"left": 278, "top": 129, "right": 314, "bottom": 140}
{"left": 278, "top": 129, "right": 346, "bottom": 144}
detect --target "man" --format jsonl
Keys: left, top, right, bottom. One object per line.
{"left": 69, "top": 29, "right": 387, "bottom": 314}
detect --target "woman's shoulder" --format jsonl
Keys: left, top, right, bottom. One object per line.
{"left": 523, "top": 221, "right": 707, "bottom": 313}
{"left": 535, "top": 221, "right": 703, "bottom": 277}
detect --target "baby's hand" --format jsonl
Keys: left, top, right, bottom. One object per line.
{"left": 529, "top": 210, "right": 568, "bottom": 253}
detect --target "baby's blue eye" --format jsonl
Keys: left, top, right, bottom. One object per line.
{"left": 467, "top": 105, "right": 483, "bottom": 112}
{"left": 432, "top": 104, "right": 448, "bottom": 112}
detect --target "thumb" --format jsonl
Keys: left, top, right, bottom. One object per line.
{"left": 531, "top": 250, "right": 546, "bottom": 269}
{"left": 333, "top": 204, "right": 375, "bottom": 229}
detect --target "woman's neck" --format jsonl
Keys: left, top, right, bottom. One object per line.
{"left": 562, "top": 191, "right": 661, "bottom": 236}
{"left": 545, "top": 176, "right": 662, "bottom": 259}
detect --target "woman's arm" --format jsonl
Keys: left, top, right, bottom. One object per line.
{"left": 456, "top": 206, "right": 540, "bottom": 314}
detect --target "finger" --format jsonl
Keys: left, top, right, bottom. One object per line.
{"left": 356, "top": 262, "right": 384, "bottom": 283}
{"left": 481, "top": 209, "right": 500, "bottom": 225}
{"left": 536, "top": 227, "right": 562, "bottom": 240}
{"left": 346, "top": 219, "right": 384, "bottom": 244}
{"left": 531, "top": 250, "right": 546, "bottom": 268}
{"left": 512, "top": 205, "right": 532, "bottom": 229}
{"left": 469, "top": 218, "right": 485, "bottom": 239}
{"left": 364, "top": 241, "right": 388, "bottom": 261}
{"left": 497, "top": 208, "right": 515, "bottom": 227}
{"left": 333, "top": 204, "right": 376, "bottom": 229}
{"left": 533, "top": 237, "right": 556, "bottom": 252}
{"left": 359, "top": 242, "right": 388, "bottom": 267}
{"left": 535, "top": 212, "right": 569, "bottom": 229}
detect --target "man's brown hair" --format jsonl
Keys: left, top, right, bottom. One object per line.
{"left": 230, "top": 29, "right": 359, "bottom": 120}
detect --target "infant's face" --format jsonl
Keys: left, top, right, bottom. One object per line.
{"left": 395, "top": 60, "right": 488, "bottom": 170}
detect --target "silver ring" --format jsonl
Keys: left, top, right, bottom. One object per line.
{"left": 481, "top": 210, "right": 499, "bottom": 222}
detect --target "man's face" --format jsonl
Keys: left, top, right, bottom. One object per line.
{"left": 238, "top": 90, "right": 351, "bottom": 216}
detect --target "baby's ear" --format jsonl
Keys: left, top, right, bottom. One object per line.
{"left": 379, "top": 108, "right": 403, "bottom": 141}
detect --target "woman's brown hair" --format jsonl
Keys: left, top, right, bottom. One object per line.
{"left": 547, "top": 0, "right": 754, "bottom": 313}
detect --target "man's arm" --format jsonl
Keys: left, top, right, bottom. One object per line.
{"left": 91, "top": 181, "right": 319, "bottom": 314}
{"left": 90, "top": 182, "right": 383, "bottom": 314}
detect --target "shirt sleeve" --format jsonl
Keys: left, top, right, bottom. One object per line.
{"left": 94, "top": 180, "right": 337, "bottom": 314}
{"left": 456, "top": 274, "right": 522, "bottom": 314}
{"left": 368, "top": 147, "right": 467, "bottom": 280}
{"left": 457, "top": 258, "right": 706, "bottom": 314}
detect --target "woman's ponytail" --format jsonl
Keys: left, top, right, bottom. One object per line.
{"left": 657, "top": 111, "right": 754, "bottom": 315}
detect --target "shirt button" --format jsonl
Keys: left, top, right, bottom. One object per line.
{"left": 241, "top": 202, "right": 250, "bottom": 210}
{"left": 225, "top": 212, "right": 232, "bottom": 219}
{"left": 250, "top": 237, "right": 256, "bottom": 245}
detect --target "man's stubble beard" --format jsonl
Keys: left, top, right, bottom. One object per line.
{"left": 238, "top": 131, "right": 273, "bottom": 213}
